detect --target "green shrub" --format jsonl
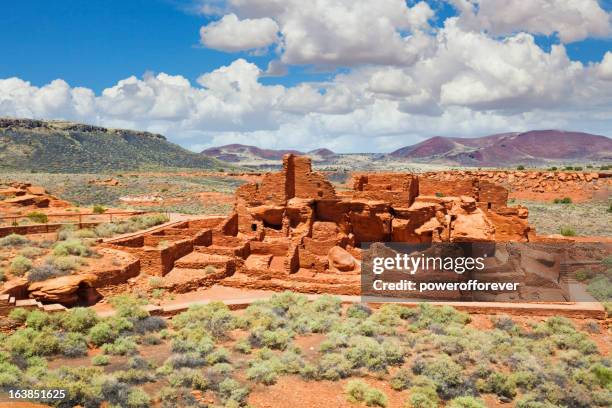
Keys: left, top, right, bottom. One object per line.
{"left": 172, "top": 302, "right": 235, "bottom": 338}
{"left": 10, "top": 255, "right": 32, "bottom": 275}
{"left": 28, "top": 263, "right": 69, "bottom": 282}
{"left": 49, "top": 255, "right": 83, "bottom": 271}
{"left": 92, "top": 205, "right": 106, "bottom": 214}
{"left": 101, "top": 337, "right": 138, "bottom": 355}
{"left": 61, "top": 332, "right": 89, "bottom": 357}
{"left": 18, "top": 246, "right": 43, "bottom": 259}
{"left": 92, "top": 355, "right": 110, "bottom": 366}
{"left": 0, "top": 233, "right": 29, "bottom": 247}
{"left": 553, "top": 197, "right": 572, "bottom": 204}
{"left": 586, "top": 276, "right": 612, "bottom": 301}
{"left": 126, "top": 388, "right": 150, "bottom": 408}
{"left": 347, "top": 303, "right": 372, "bottom": 319}
{"left": 590, "top": 363, "right": 612, "bottom": 387}
{"left": 53, "top": 239, "right": 92, "bottom": 257}
{"left": 406, "top": 384, "right": 439, "bottom": 408}
{"left": 390, "top": 368, "right": 412, "bottom": 390}
{"left": 345, "top": 380, "right": 387, "bottom": 407}
{"left": 26, "top": 211, "right": 48, "bottom": 223}
{"left": 477, "top": 372, "right": 516, "bottom": 398}
{"left": 234, "top": 339, "right": 252, "bottom": 354}
{"left": 61, "top": 307, "right": 99, "bottom": 333}
{"left": 246, "top": 359, "right": 281, "bottom": 385}
{"left": 574, "top": 268, "right": 592, "bottom": 281}
{"left": 26, "top": 310, "right": 51, "bottom": 330}
{"left": 110, "top": 295, "right": 149, "bottom": 320}
{"left": 447, "top": 396, "right": 487, "bottom": 408}
{"left": 560, "top": 226, "right": 576, "bottom": 237}
{"left": 218, "top": 378, "right": 250, "bottom": 406}
{"left": 412, "top": 354, "right": 464, "bottom": 399}
{"left": 303, "top": 352, "right": 352, "bottom": 381}
{"left": 8, "top": 308, "right": 29, "bottom": 323}
{"left": 517, "top": 165, "right": 525, "bottom": 170}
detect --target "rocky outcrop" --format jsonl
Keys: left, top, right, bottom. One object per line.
{"left": 28, "top": 274, "right": 100, "bottom": 305}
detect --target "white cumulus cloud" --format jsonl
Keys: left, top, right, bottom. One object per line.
{"left": 451, "top": 0, "right": 611, "bottom": 43}
{"left": 200, "top": 13, "right": 279, "bottom": 51}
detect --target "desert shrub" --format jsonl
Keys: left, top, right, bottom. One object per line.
{"left": 18, "top": 246, "right": 43, "bottom": 259}
{"left": 345, "top": 380, "right": 388, "bottom": 407}
{"left": 477, "top": 372, "right": 516, "bottom": 399}
{"left": 157, "top": 386, "right": 200, "bottom": 408}
{"left": 133, "top": 316, "right": 167, "bottom": 334}
{"left": 27, "top": 263, "right": 69, "bottom": 282}
{"left": 25, "top": 310, "right": 51, "bottom": 330}
{"left": 590, "top": 363, "right": 612, "bottom": 387}
{"left": 0, "top": 233, "right": 29, "bottom": 247}
{"left": 116, "top": 369, "right": 156, "bottom": 384}
{"left": 60, "top": 307, "right": 99, "bottom": 333}
{"left": 168, "top": 367, "right": 208, "bottom": 390}
{"left": 164, "top": 352, "right": 206, "bottom": 369}
{"left": 148, "top": 276, "right": 163, "bottom": 288}
{"left": 172, "top": 301, "right": 235, "bottom": 338}
{"left": 57, "top": 224, "right": 77, "bottom": 240}
{"left": 218, "top": 378, "right": 250, "bottom": 406}
{"left": 406, "top": 383, "right": 440, "bottom": 408}
{"left": 412, "top": 354, "right": 466, "bottom": 399}
{"left": 517, "top": 165, "right": 525, "bottom": 170}
{"left": 53, "top": 239, "right": 92, "bottom": 257}
{"left": 60, "top": 332, "right": 89, "bottom": 357}
{"left": 8, "top": 308, "right": 29, "bottom": 323}
{"left": 343, "top": 336, "right": 404, "bottom": 372}
{"left": 110, "top": 295, "right": 149, "bottom": 320}
{"left": 207, "top": 347, "right": 231, "bottom": 365}
{"left": 92, "top": 204, "right": 106, "bottom": 214}
{"left": 88, "top": 322, "right": 116, "bottom": 346}
{"left": 26, "top": 211, "right": 48, "bottom": 223}
{"left": 92, "top": 355, "right": 110, "bottom": 366}
{"left": 101, "top": 337, "right": 138, "bottom": 355}
{"left": 234, "top": 339, "right": 252, "bottom": 354}
{"left": 347, "top": 303, "right": 372, "bottom": 319}
{"left": 447, "top": 396, "right": 486, "bottom": 408}
{"left": 586, "top": 276, "right": 612, "bottom": 301}
{"left": 560, "top": 226, "right": 576, "bottom": 236}
{"left": 346, "top": 380, "right": 369, "bottom": 402}
{"left": 574, "top": 268, "right": 593, "bottom": 281}
{"left": 93, "top": 214, "right": 169, "bottom": 238}
{"left": 413, "top": 304, "right": 470, "bottom": 329}
{"left": 126, "top": 388, "right": 151, "bottom": 408}
{"left": 249, "top": 328, "right": 293, "bottom": 350}
{"left": 435, "top": 192, "right": 444, "bottom": 197}
{"left": 582, "top": 320, "right": 600, "bottom": 333}
{"left": 553, "top": 197, "right": 572, "bottom": 204}
{"left": 0, "top": 269, "right": 4, "bottom": 282}
{"left": 10, "top": 255, "right": 32, "bottom": 275}
{"left": 491, "top": 315, "right": 516, "bottom": 331}
{"left": 390, "top": 368, "right": 412, "bottom": 390}
{"left": 246, "top": 359, "right": 281, "bottom": 385}
{"left": 49, "top": 255, "right": 83, "bottom": 271}
{"left": 303, "top": 352, "right": 352, "bottom": 381}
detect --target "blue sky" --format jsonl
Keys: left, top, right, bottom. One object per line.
{"left": 1, "top": 0, "right": 611, "bottom": 152}
{"left": 2, "top": 0, "right": 610, "bottom": 91}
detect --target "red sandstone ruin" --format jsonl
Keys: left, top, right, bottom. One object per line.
{"left": 3, "top": 155, "right": 607, "bottom": 312}
{"left": 101, "top": 154, "right": 543, "bottom": 297}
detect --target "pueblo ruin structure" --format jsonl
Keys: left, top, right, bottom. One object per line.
{"left": 5, "top": 155, "right": 600, "bottom": 312}
{"left": 106, "top": 154, "right": 549, "bottom": 299}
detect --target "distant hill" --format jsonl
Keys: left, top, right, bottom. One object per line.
{"left": 390, "top": 130, "right": 612, "bottom": 166}
{"left": 201, "top": 144, "right": 336, "bottom": 163}
{"left": 0, "top": 118, "right": 225, "bottom": 173}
